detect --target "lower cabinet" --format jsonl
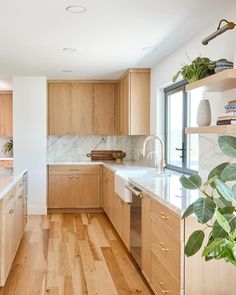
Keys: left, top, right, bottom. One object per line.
{"left": 142, "top": 194, "right": 182, "bottom": 295}
{"left": 48, "top": 165, "right": 100, "bottom": 209}
{"left": 102, "top": 167, "right": 130, "bottom": 250}
{"left": 0, "top": 177, "right": 27, "bottom": 286}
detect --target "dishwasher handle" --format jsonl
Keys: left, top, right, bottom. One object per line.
{"left": 125, "top": 185, "right": 142, "bottom": 197}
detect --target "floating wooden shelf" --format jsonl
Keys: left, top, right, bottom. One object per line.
{"left": 186, "top": 69, "right": 236, "bottom": 92}
{"left": 185, "top": 125, "right": 236, "bottom": 134}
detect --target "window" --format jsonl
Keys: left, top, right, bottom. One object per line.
{"left": 164, "top": 81, "right": 200, "bottom": 174}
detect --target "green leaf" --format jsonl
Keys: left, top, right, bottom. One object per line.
{"left": 232, "top": 184, "right": 236, "bottom": 196}
{"left": 214, "top": 179, "right": 236, "bottom": 203}
{"left": 218, "top": 136, "right": 236, "bottom": 158}
{"left": 180, "top": 174, "right": 202, "bottom": 190}
{"left": 193, "top": 197, "right": 215, "bottom": 224}
{"left": 202, "top": 238, "right": 229, "bottom": 257}
{"left": 207, "top": 162, "right": 230, "bottom": 188}
{"left": 216, "top": 210, "right": 231, "bottom": 233}
{"left": 172, "top": 71, "right": 181, "bottom": 82}
{"left": 212, "top": 220, "right": 228, "bottom": 239}
{"left": 185, "top": 230, "right": 205, "bottom": 257}
{"left": 213, "top": 198, "right": 226, "bottom": 208}
{"left": 182, "top": 203, "right": 194, "bottom": 219}
{"left": 221, "top": 164, "right": 236, "bottom": 182}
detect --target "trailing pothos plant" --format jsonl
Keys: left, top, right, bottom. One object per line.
{"left": 180, "top": 135, "right": 236, "bottom": 267}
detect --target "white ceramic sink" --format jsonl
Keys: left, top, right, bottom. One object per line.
{"left": 114, "top": 170, "right": 148, "bottom": 202}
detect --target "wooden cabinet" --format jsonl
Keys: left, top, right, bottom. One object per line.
{"left": 75, "top": 173, "right": 99, "bottom": 208}
{"left": 48, "top": 165, "right": 100, "bottom": 209}
{"left": 0, "top": 176, "right": 27, "bottom": 286}
{"left": 0, "top": 91, "right": 13, "bottom": 137}
{"left": 48, "top": 83, "right": 72, "bottom": 135}
{"left": 117, "top": 69, "right": 150, "bottom": 135}
{"left": 102, "top": 167, "right": 130, "bottom": 250}
{"left": 48, "top": 174, "right": 75, "bottom": 208}
{"left": 102, "top": 167, "right": 113, "bottom": 218}
{"left": 141, "top": 194, "right": 182, "bottom": 295}
{"left": 71, "top": 83, "right": 94, "bottom": 135}
{"left": 94, "top": 83, "right": 115, "bottom": 135}
{"left": 48, "top": 82, "right": 116, "bottom": 136}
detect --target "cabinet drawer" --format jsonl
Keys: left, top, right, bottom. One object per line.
{"left": 151, "top": 254, "right": 179, "bottom": 295}
{"left": 151, "top": 199, "right": 180, "bottom": 240}
{"left": 151, "top": 215, "right": 180, "bottom": 282}
{"left": 49, "top": 165, "right": 100, "bottom": 173}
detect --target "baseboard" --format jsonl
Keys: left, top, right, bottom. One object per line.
{"left": 28, "top": 206, "right": 47, "bottom": 215}
{"left": 47, "top": 208, "right": 104, "bottom": 214}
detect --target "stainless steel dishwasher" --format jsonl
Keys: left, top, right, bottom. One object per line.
{"left": 126, "top": 184, "right": 142, "bottom": 268}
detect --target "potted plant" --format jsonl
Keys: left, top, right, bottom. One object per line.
{"left": 3, "top": 139, "right": 13, "bottom": 156}
{"left": 181, "top": 135, "right": 236, "bottom": 266}
{"left": 173, "top": 56, "right": 215, "bottom": 83}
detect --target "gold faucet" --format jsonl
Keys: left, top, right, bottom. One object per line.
{"left": 141, "top": 135, "right": 166, "bottom": 173}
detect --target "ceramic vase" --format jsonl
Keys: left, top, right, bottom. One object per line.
{"left": 197, "top": 99, "right": 211, "bottom": 127}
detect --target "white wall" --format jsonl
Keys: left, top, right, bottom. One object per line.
{"left": 13, "top": 77, "right": 47, "bottom": 215}
{"left": 151, "top": 4, "right": 236, "bottom": 135}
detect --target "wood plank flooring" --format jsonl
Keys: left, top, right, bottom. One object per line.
{"left": 0, "top": 213, "right": 153, "bottom": 295}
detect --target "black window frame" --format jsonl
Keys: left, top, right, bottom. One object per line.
{"left": 164, "top": 80, "right": 196, "bottom": 175}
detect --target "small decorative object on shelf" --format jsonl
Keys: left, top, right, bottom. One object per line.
{"left": 112, "top": 151, "right": 126, "bottom": 163}
{"left": 197, "top": 99, "right": 211, "bottom": 126}
{"left": 217, "top": 99, "right": 236, "bottom": 125}
{"left": 214, "top": 59, "right": 234, "bottom": 73}
{"left": 3, "top": 139, "right": 13, "bottom": 156}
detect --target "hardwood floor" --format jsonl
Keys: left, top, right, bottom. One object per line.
{"left": 0, "top": 213, "right": 153, "bottom": 295}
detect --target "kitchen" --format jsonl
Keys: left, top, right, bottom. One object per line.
{"left": 1, "top": 1, "right": 236, "bottom": 294}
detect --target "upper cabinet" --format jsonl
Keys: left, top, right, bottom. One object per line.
{"left": 48, "top": 81, "right": 116, "bottom": 136}
{"left": 117, "top": 69, "right": 150, "bottom": 135}
{"left": 48, "top": 83, "right": 71, "bottom": 135}
{"left": 0, "top": 91, "right": 13, "bottom": 137}
{"left": 94, "top": 83, "right": 115, "bottom": 135}
{"left": 48, "top": 69, "right": 150, "bottom": 136}
{"left": 71, "top": 83, "right": 94, "bottom": 135}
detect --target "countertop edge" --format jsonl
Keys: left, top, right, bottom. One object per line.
{"left": 128, "top": 178, "right": 182, "bottom": 216}
{"left": 0, "top": 169, "right": 27, "bottom": 200}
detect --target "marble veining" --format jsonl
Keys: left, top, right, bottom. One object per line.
{"left": 47, "top": 135, "right": 155, "bottom": 166}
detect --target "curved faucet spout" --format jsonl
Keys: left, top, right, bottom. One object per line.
{"left": 142, "top": 135, "right": 166, "bottom": 173}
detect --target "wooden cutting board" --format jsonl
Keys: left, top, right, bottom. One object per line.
{"left": 90, "top": 150, "right": 123, "bottom": 161}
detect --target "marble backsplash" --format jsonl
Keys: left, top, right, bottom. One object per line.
{"left": 199, "top": 134, "right": 233, "bottom": 179}
{"left": 47, "top": 135, "right": 158, "bottom": 166}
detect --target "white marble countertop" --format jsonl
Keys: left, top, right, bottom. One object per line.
{"left": 0, "top": 158, "right": 13, "bottom": 160}
{"left": 129, "top": 170, "right": 199, "bottom": 215}
{"left": 47, "top": 161, "right": 199, "bottom": 215}
{"left": 0, "top": 168, "right": 27, "bottom": 200}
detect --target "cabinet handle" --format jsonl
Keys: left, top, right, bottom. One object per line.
{"left": 104, "top": 178, "right": 108, "bottom": 182}
{"left": 76, "top": 176, "right": 79, "bottom": 179}
{"left": 8, "top": 195, "right": 14, "bottom": 200}
{"left": 158, "top": 212, "right": 168, "bottom": 220}
{"left": 9, "top": 209, "right": 14, "bottom": 214}
{"left": 157, "top": 242, "right": 169, "bottom": 252}
{"left": 69, "top": 176, "right": 73, "bottom": 179}
{"left": 158, "top": 282, "right": 170, "bottom": 294}
{"left": 18, "top": 195, "right": 23, "bottom": 199}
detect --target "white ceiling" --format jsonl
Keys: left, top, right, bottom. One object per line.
{"left": 0, "top": 0, "right": 235, "bottom": 80}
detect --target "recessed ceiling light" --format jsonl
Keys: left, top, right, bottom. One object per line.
{"left": 143, "top": 47, "right": 156, "bottom": 51}
{"left": 66, "top": 5, "right": 87, "bottom": 13}
{"left": 62, "top": 48, "right": 77, "bottom": 53}
{"left": 62, "top": 69, "right": 73, "bottom": 73}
